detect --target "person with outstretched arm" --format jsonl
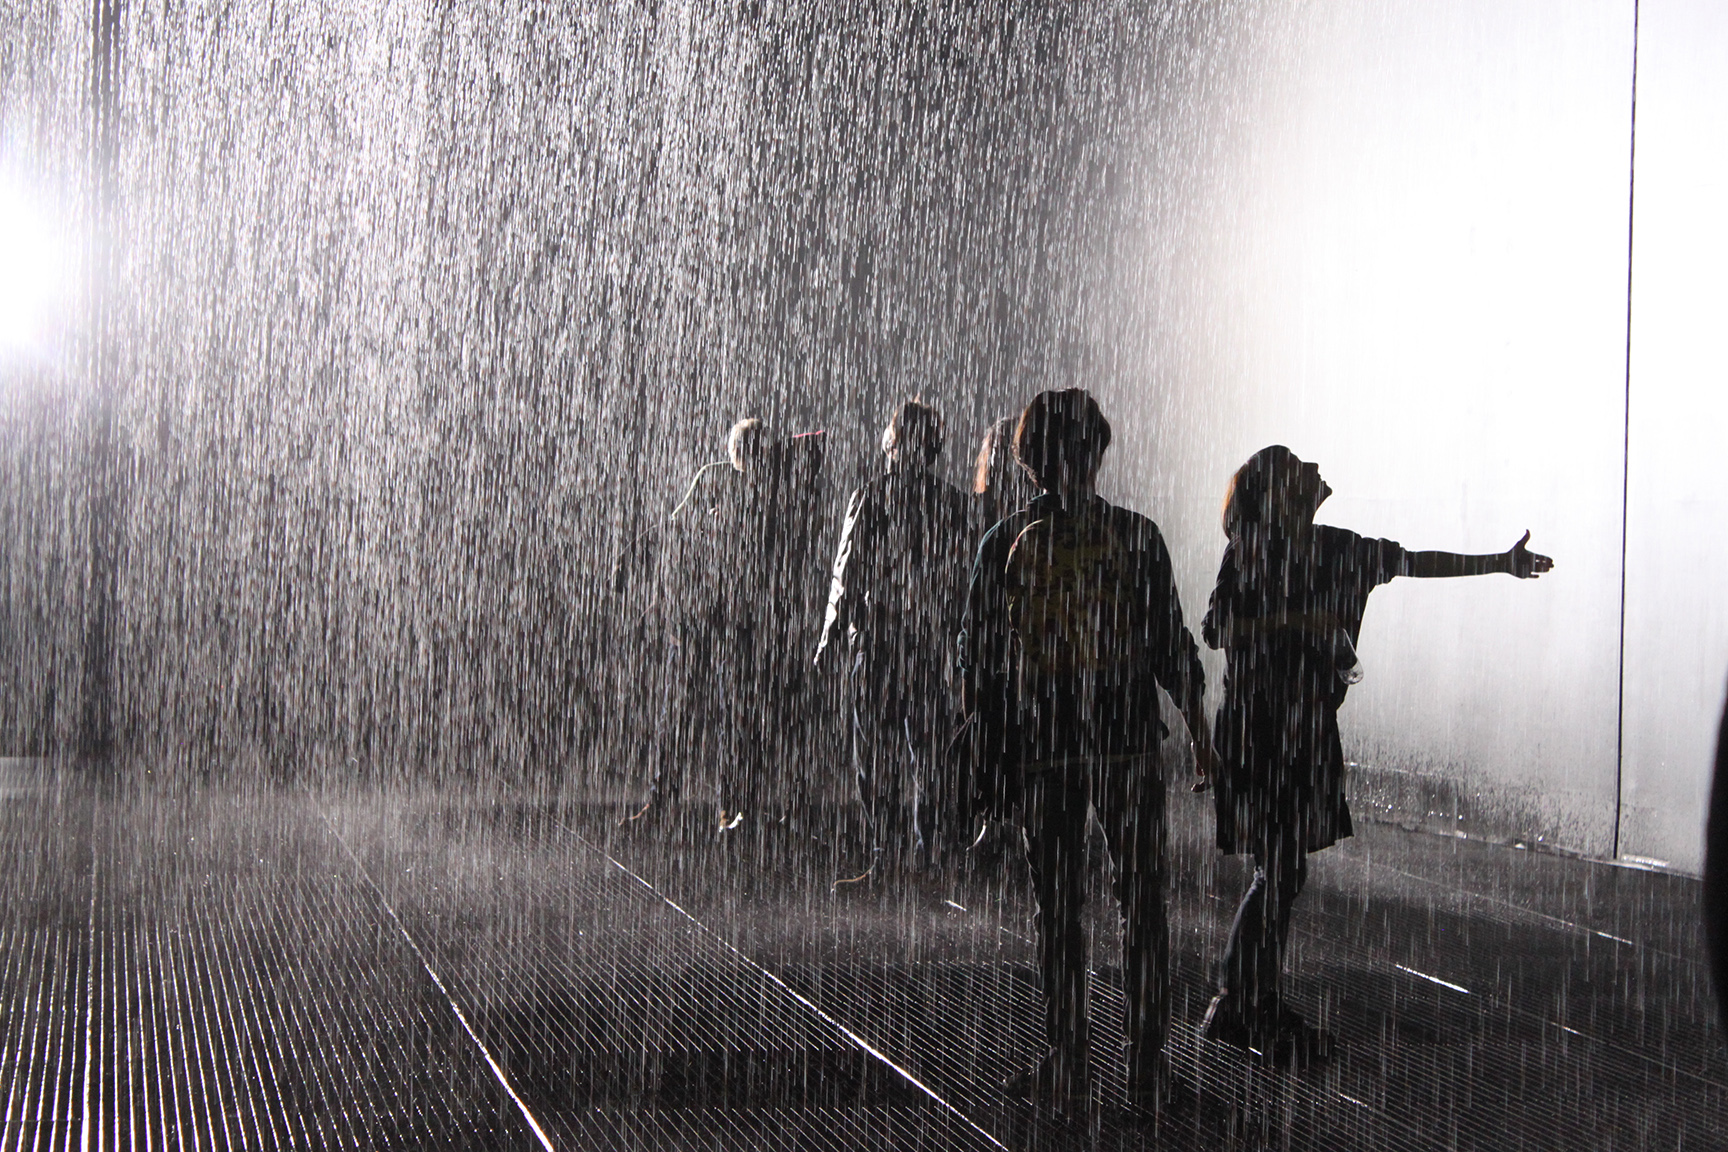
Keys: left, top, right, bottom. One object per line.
{"left": 1201, "top": 444, "right": 1553, "bottom": 1065}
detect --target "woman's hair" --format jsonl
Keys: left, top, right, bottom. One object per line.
{"left": 972, "top": 416, "right": 1017, "bottom": 495}
{"left": 881, "top": 399, "right": 943, "bottom": 465}
{"left": 1222, "top": 444, "right": 1298, "bottom": 537}
{"left": 1013, "top": 388, "right": 1111, "bottom": 492}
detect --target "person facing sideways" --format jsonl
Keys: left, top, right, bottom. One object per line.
{"left": 714, "top": 417, "right": 830, "bottom": 833}
{"left": 1200, "top": 444, "right": 1553, "bottom": 1064}
{"left": 632, "top": 416, "right": 828, "bottom": 835}
{"left": 816, "top": 400, "right": 975, "bottom": 867}
{"left": 958, "top": 389, "right": 1216, "bottom": 1113}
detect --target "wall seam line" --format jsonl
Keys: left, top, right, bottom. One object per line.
{"left": 1614, "top": 0, "right": 1642, "bottom": 862}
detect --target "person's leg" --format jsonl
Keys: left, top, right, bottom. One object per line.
{"left": 629, "top": 620, "right": 686, "bottom": 822}
{"left": 717, "top": 620, "right": 763, "bottom": 827}
{"left": 1019, "top": 773, "right": 1092, "bottom": 1103}
{"left": 903, "top": 657, "right": 959, "bottom": 861}
{"left": 1215, "top": 862, "right": 1267, "bottom": 1021}
{"left": 1096, "top": 760, "right": 1169, "bottom": 1090}
{"left": 851, "top": 650, "right": 894, "bottom": 849}
{"left": 1211, "top": 827, "right": 1308, "bottom": 1038}
{"left": 1258, "top": 830, "right": 1309, "bottom": 1022}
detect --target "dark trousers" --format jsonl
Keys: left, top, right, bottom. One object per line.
{"left": 1217, "top": 832, "right": 1309, "bottom": 1022}
{"left": 646, "top": 616, "right": 806, "bottom": 822}
{"left": 1021, "top": 760, "right": 1168, "bottom": 1083}
{"left": 851, "top": 648, "right": 951, "bottom": 857}
{"left": 645, "top": 616, "right": 717, "bottom": 809}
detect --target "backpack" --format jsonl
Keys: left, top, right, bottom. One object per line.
{"left": 1003, "top": 509, "right": 1140, "bottom": 681}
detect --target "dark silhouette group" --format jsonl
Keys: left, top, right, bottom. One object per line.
{"left": 621, "top": 387, "right": 1555, "bottom": 1114}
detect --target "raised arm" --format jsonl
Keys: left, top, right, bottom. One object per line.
{"left": 1402, "top": 530, "right": 1553, "bottom": 580}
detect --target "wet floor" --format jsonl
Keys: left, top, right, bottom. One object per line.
{"left": 1, "top": 762, "right": 1721, "bottom": 1150}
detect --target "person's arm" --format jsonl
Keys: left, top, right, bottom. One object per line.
{"left": 1402, "top": 530, "right": 1553, "bottom": 579}
{"left": 956, "top": 524, "right": 1010, "bottom": 717}
{"left": 1207, "top": 608, "right": 1342, "bottom": 646}
{"left": 814, "top": 487, "right": 868, "bottom": 668}
{"left": 1143, "top": 527, "right": 1216, "bottom": 781}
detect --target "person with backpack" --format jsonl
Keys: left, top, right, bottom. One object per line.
{"left": 957, "top": 388, "right": 1215, "bottom": 1112}
{"left": 1201, "top": 444, "right": 1552, "bottom": 1064}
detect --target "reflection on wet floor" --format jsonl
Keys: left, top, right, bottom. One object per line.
{"left": 1, "top": 768, "right": 1722, "bottom": 1150}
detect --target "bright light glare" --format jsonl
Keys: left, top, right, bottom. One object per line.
{"left": 0, "top": 182, "right": 73, "bottom": 360}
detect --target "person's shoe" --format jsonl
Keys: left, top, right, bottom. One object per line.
{"left": 1003, "top": 1049, "right": 1091, "bottom": 1115}
{"left": 1123, "top": 1053, "right": 1175, "bottom": 1115}
{"left": 1199, "top": 993, "right": 1259, "bottom": 1052}
{"left": 1269, "top": 1007, "right": 1336, "bottom": 1068}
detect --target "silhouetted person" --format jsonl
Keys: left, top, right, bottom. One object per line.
{"left": 616, "top": 435, "right": 749, "bottom": 828}
{"left": 708, "top": 418, "right": 829, "bottom": 832}
{"left": 626, "top": 419, "right": 827, "bottom": 834}
{"left": 958, "top": 415, "right": 1043, "bottom": 861}
{"left": 1201, "top": 445, "right": 1552, "bottom": 1064}
{"left": 973, "top": 415, "right": 1039, "bottom": 532}
{"left": 958, "top": 389, "right": 1215, "bottom": 1112}
{"left": 817, "top": 401, "right": 974, "bottom": 863}
{"left": 1707, "top": 685, "right": 1728, "bottom": 1037}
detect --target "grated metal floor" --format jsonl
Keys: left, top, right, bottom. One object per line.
{"left": 1, "top": 764, "right": 1722, "bottom": 1150}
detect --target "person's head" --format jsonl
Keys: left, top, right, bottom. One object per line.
{"left": 727, "top": 417, "right": 773, "bottom": 477}
{"left": 1222, "top": 445, "right": 1331, "bottom": 539}
{"left": 1013, "top": 388, "right": 1112, "bottom": 498}
{"left": 881, "top": 400, "right": 943, "bottom": 470}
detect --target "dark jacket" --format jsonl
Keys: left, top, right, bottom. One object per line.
{"left": 816, "top": 466, "right": 975, "bottom": 683}
{"left": 956, "top": 492, "right": 1205, "bottom": 811}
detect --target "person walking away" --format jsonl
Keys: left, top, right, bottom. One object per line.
{"left": 1201, "top": 444, "right": 1553, "bottom": 1064}
{"left": 707, "top": 419, "right": 829, "bottom": 833}
{"left": 817, "top": 400, "right": 974, "bottom": 867}
{"left": 958, "top": 389, "right": 1215, "bottom": 1112}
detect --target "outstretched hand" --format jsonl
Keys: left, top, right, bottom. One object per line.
{"left": 1506, "top": 530, "right": 1554, "bottom": 579}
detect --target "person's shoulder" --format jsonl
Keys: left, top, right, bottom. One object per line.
{"left": 1314, "top": 523, "right": 1372, "bottom": 556}
{"left": 933, "top": 471, "right": 972, "bottom": 506}
{"left": 1099, "top": 499, "right": 1169, "bottom": 551}
{"left": 980, "top": 506, "right": 1034, "bottom": 550}
{"left": 1318, "top": 523, "right": 1403, "bottom": 554}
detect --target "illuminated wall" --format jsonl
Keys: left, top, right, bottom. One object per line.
{"left": 1100, "top": 0, "right": 1723, "bottom": 873}
{"left": 1619, "top": 0, "right": 1728, "bottom": 873}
